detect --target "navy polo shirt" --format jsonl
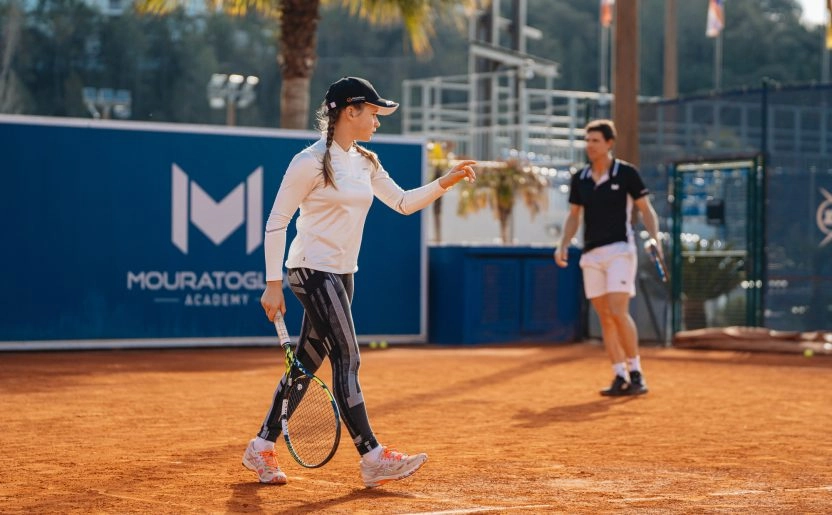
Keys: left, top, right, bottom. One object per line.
{"left": 568, "top": 159, "right": 649, "bottom": 252}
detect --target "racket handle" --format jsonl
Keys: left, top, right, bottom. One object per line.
{"left": 274, "top": 311, "right": 291, "bottom": 347}
{"left": 644, "top": 239, "right": 668, "bottom": 282}
{"left": 644, "top": 238, "right": 660, "bottom": 260}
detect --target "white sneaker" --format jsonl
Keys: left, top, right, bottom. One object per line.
{"left": 242, "top": 439, "right": 288, "bottom": 484}
{"left": 360, "top": 447, "right": 428, "bottom": 488}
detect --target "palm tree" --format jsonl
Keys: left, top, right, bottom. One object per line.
{"left": 453, "top": 157, "right": 549, "bottom": 244}
{"left": 135, "top": 0, "right": 478, "bottom": 129}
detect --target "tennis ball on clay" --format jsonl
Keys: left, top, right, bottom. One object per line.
{"left": 369, "top": 341, "right": 378, "bottom": 349}
{"left": 379, "top": 340, "right": 388, "bottom": 349}
{"left": 803, "top": 348, "right": 814, "bottom": 358}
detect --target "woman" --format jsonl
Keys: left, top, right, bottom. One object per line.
{"left": 554, "top": 119, "right": 661, "bottom": 397}
{"left": 242, "top": 77, "right": 477, "bottom": 487}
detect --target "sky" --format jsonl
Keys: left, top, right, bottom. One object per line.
{"left": 797, "top": 0, "right": 827, "bottom": 26}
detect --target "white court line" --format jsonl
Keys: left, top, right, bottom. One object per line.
{"left": 782, "top": 485, "right": 832, "bottom": 493}
{"left": 708, "top": 489, "right": 766, "bottom": 496}
{"left": 91, "top": 489, "right": 197, "bottom": 510}
{"left": 399, "top": 505, "right": 556, "bottom": 515}
{"left": 709, "top": 485, "right": 832, "bottom": 496}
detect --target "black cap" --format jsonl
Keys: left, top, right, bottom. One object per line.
{"left": 325, "top": 77, "right": 399, "bottom": 116}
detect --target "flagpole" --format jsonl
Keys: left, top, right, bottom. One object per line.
{"left": 827, "top": 0, "right": 832, "bottom": 83}
{"left": 600, "top": 25, "right": 609, "bottom": 102}
{"left": 610, "top": 17, "right": 616, "bottom": 104}
{"left": 663, "top": 0, "right": 678, "bottom": 99}
{"left": 714, "top": 32, "right": 722, "bottom": 90}
{"left": 706, "top": 0, "right": 724, "bottom": 90}
{"left": 599, "top": 0, "right": 612, "bottom": 116}
{"left": 824, "top": 7, "right": 831, "bottom": 84}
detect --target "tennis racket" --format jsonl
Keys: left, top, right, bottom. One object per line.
{"left": 644, "top": 238, "right": 668, "bottom": 283}
{"left": 274, "top": 312, "right": 341, "bottom": 468}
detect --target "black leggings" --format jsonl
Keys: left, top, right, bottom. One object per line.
{"left": 257, "top": 268, "right": 378, "bottom": 455}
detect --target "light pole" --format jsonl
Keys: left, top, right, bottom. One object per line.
{"left": 83, "top": 87, "right": 131, "bottom": 119}
{"left": 207, "top": 73, "right": 259, "bottom": 126}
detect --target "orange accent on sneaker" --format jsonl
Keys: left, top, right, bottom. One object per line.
{"left": 259, "top": 449, "right": 279, "bottom": 468}
{"left": 360, "top": 445, "right": 427, "bottom": 488}
{"left": 382, "top": 448, "right": 405, "bottom": 461}
{"left": 242, "top": 440, "right": 288, "bottom": 485}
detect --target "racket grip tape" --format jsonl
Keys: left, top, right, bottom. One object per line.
{"left": 274, "top": 312, "right": 291, "bottom": 347}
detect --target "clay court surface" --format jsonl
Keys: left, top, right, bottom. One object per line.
{"left": 1, "top": 342, "right": 830, "bottom": 514}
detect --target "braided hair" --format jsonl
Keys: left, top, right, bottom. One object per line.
{"left": 315, "top": 102, "right": 380, "bottom": 188}
{"left": 315, "top": 103, "right": 339, "bottom": 188}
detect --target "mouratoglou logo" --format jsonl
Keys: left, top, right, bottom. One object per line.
{"left": 125, "top": 164, "right": 266, "bottom": 308}
{"left": 171, "top": 164, "right": 263, "bottom": 254}
{"left": 818, "top": 187, "right": 832, "bottom": 247}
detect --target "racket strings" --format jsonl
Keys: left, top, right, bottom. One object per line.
{"left": 285, "top": 376, "right": 340, "bottom": 466}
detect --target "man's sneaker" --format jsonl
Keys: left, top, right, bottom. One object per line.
{"left": 628, "top": 370, "right": 649, "bottom": 395}
{"left": 600, "top": 374, "right": 631, "bottom": 396}
{"left": 242, "top": 439, "right": 288, "bottom": 484}
{"left": 360, "top": 447, "right": 428, "bottom": 488}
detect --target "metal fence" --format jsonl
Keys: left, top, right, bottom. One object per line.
{"left": 408, "top": 74, "right": 832, "bottom": 334}
{"left": 639, "top": 82, "right": 832, "bottom": 332}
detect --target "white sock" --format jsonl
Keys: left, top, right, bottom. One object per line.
{"left": 364, "top": 444, "right": 384, "bottom": 463}
{"left": 252, "top": 437, "right": 274, "bottom": 452}
{"left": 613, "top": 362, "right": 628, "bottom": 379}
{"left": 628, "top": 356, "right": 642, "bottom": 373}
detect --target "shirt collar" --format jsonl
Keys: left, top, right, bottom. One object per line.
{"left": 581, "top": 159, "right": 619, "bottom": 182}
{"left": 329, "top": 139, "right": 355, "bottom": 156}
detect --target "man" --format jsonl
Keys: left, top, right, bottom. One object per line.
{"left": 554, "top": 119, "right": 662, "bottom": 396}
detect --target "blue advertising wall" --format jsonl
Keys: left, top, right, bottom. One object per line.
{"left": 0, "top": 116, "right": 426, "bottom": 349}
{"left": 429, "top": 246, "right": 583, "bottom": 345}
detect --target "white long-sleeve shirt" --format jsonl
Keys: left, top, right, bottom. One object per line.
{"left": 264, "top": 137, "right": 447, "bottom": 281}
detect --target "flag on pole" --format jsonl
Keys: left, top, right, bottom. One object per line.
{"left": 826, "top": 0, "right": 832, "bottom": 49}
{"left": 706, "top": 0, "right": 725, "bottom": 38}
{"left": 600, "top": 0, "right": 614, "bottom": 28}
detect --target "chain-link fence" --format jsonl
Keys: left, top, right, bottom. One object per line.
{"left": 636, "top": 82, "right": 832, "bottom": 333}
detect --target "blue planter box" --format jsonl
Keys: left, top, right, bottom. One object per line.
{"left": 428, "top": 246, "right": 583, "bottom": 345}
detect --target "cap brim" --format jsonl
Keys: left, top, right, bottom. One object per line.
{"left": 367, "top": 99, "right": 399, "bottom": 116}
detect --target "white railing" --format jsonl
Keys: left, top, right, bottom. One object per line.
{"left": 405, "top": 74, "right": 832, "bottom": 166}
{"left": 641, "top": 96, "right": 832, "bottom": 158}
{"left": 402, "top": 70, "right": 612, "bottom": 167}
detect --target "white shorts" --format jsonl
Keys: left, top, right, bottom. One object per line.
{"left": 579, "top": 242, "right": 637, "bottom": 299}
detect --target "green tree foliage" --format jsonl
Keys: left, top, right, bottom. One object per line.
{"left": 0, "top": 0, "right": 827, "bottom": 124}
{"left": 314, "top": 5, "right": 468, "bottom": 132}
{"left": 526, "top": 0, "right": 821, "bottom": 96}
{"left": 5, "top": 0, "right": 278, "bottom": 122}
{"left": 0, "top": 0, "right": 28, "bottom": 113}
{"left": 132, "top": 0, "right": 475, "bottom": 128}
{"left": 17, "top": 0, "right": 101, "bottom": 117}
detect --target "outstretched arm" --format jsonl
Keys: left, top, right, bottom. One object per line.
{"left": 372, "top": 160, "right": 477, "bottom": 215}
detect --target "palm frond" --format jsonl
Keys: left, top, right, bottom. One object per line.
{"left": 134, "top": 0, "right": 279, "bottom": 18}
{"left": 334, "top": 0, "right": 484, "bottom": 55}
{"left": 430, "top": 147, "right": 551, "bottom": 243}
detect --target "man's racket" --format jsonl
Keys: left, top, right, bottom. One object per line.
{"left": 274, "top": 312, "right": 341, "bottom": 468}
{"left": 644, "top": 238, "right": 668, "bottom": 283}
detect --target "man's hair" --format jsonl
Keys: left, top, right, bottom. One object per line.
{"left": 584, "top": 119, "right": 617, "bottom": 141}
